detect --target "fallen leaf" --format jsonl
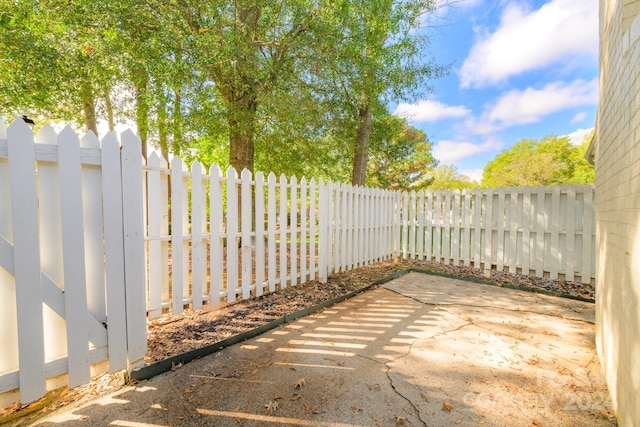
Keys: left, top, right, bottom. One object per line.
{"left": 395, "top": 415, "right": 408, "bottom": 426}
{"left": 295, "top": 378, "right": 305, "bottom": 389}
{"left": 350, "top": 406, "right": 363, "bottom": 412}
{"left": 324, "top": 377, "right": 335, "bottom": 381}
{"left": 252, "top": 368, "right": 258, "bottom": 375}
{"left": 470, "top": 416, "right": 486, "bottom": 424}
{"left": 455, "top": 418, "right": 463, "bottom": 424}
{"left": 265, "top": 401, "right": 278, "bottom": 415}
{"left": 273, "top": 395, "right": 282, "bottom": 400}
{"left": 290, "top": 394, "right": 302, "bottom": 401}
{"left": 420, "top": 393, "right": 429, "bottom": 403}
{"left": 303, "top": 403, "right": 314, "bottom": 413}
{"left": 184, "top": 388, "right": 192, "bottom": 393}
{"left": 233, "top": 406, "right": 240, "bottom": 412}
{"left": 442, "top": 401, "right": 453, "bottom": 412}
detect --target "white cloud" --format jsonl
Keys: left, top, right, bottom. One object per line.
{"left": 460, "top": 0, "right": 598, "bottom": 88}
{"left": 564, "top": 127, "right": 594, "bottom": 146}
{"left": 571, "top": 112, "right": 588, "bottom": 123}
{"left": 433, "top": 139, "right": 502, "bottom": 163}
{"left": 459, "top": 168, "right": 484, "bottom": 183}
{"left": 488, "top": 79, "right": 598, "bottom": 126}
{"left": 394, "top": 100, "right": 471, "bottom": 122}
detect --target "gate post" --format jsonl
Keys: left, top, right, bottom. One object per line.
{"left": 120, "top": 130, "right": 147, "bottom": 367}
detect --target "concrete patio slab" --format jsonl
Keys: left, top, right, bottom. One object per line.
{"left": 30, "top": 272, "right": 614, "bottom": 426}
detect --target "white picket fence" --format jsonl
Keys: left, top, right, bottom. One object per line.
{"left": 142, "top": 155, "right": 398, "bottom": 318}
{"left": 0, "top": 119, "right": 596, "bottom": 407}
{"left": 0, "top": 119, "right": 147, "bottom": 406}
{"left": 398, "top": 186, "right": 595, "bottom": 283}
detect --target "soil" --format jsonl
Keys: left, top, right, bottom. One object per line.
{"left": 1, "top": 259, "right": 596, "bottom": 426}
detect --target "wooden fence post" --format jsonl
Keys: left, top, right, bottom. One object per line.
{"left": 58, "top": 126, "right": 91, "bottom": 387}
{"left": 209, "top": 165, "right": 224, "bottom": 306}
{"left": 267, "top": 173, "right": 277, "bottom": 292}
{"left": 309, "top": 178, "right": 317, "bottom": 280}
{"left": 241, "top": 169, "right": 252, "bottom": 299}
{"left": 101, "top": 131, "right": 128, "bottom": 372}
{"left": 255, "top": 172, "right": 266, "bottom": 296}
{"left": 191, "top": 161, "right": 206, "bottom": 310}
{"left": 7, "top": 119, "right": 46, "bottom": 403}
{"left": 318, "top": 180, "right": 329, "bottom": 283}
{"left": 120, "top": 130, "right": 147, "bottom": 366}
{"left": 226, "top": 167, "right": 239, "bottom": 302}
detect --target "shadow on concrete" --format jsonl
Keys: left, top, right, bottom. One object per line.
{"left": 31, "top": 273, "right": 615, "bottom": 426}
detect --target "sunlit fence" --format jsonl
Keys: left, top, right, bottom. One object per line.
{"left": 143, "top": 155, "right": 398, "bottom": 318}
{"left": 399, "top": 186, "right": 595, "bottom": 284}
{"left": 0, "top": 118, "right": 595, "bottom": 406}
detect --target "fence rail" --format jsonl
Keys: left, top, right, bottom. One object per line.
{"left": 0, "top": 119, "right": 596, "bottom": 407}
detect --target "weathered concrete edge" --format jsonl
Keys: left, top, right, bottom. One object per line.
{"left": 130, "top": 269, "right": 411, "bottom": 381}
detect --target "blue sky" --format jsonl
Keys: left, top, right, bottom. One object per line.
{"left": 393, "top": 0, "right": 598, "bottom": 182}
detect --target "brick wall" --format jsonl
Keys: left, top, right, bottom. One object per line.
{"left": 596, "top": 0, "right": 640, "bottom": 424}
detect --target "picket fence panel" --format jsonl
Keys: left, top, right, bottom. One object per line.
{"left": 142, "top": 161, "right": 404, "bottom": 321}
{"left": 399, "top": 186, "right": 595, "bottom": 283}
{"left": 0, "top": 119, "right": 146, "bottom": 406}
{"left": 1, "top": 118, "right": 597, "bottom": 407}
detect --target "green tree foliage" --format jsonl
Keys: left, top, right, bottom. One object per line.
{"left": 367, "top": 115, "right": 438, "bottom": 191}
{"left": 0, "top": 0, "right": 445, "bottom": 186}
{"left": 0, "top": 0, "right": 114, "bottom": 133}
{"left": 427, "top": 164, "right": 477, "bottom": 191}
{"left": 481, "top": 133, "right": 595, "bottom": 188}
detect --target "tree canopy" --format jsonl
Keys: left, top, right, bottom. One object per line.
{"left": 427, "top": 164, "right": 477, "bottom": 191}
{"left": 481, "top": 132, "right": 595, "bottom": 188}
{"left": 0, "top": 0, "right": 447, "bottom": 185}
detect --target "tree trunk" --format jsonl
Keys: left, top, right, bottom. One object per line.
{"left": 134, "top": 71, "right": 149, "bottom": 160}
{"left": 228, "top": 95, "right": 257, "bottom": 174}
{"left": 104, "top": 90, "right": 115, "bottom": 132}
{"left": 352, "top": 103, "right": 373, "bottom": 186}
{"left": 157, "top": 82, "right": 169, "bottom": 162}
{"left": 172, "top": 89, "right": 182, "bottom": 156}
{"left": 80, "top": 82, "right": 98, "bottom": 137}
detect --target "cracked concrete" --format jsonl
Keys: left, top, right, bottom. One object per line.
{"left": 32, "top": 272, "right": 614, "bottom": 426}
